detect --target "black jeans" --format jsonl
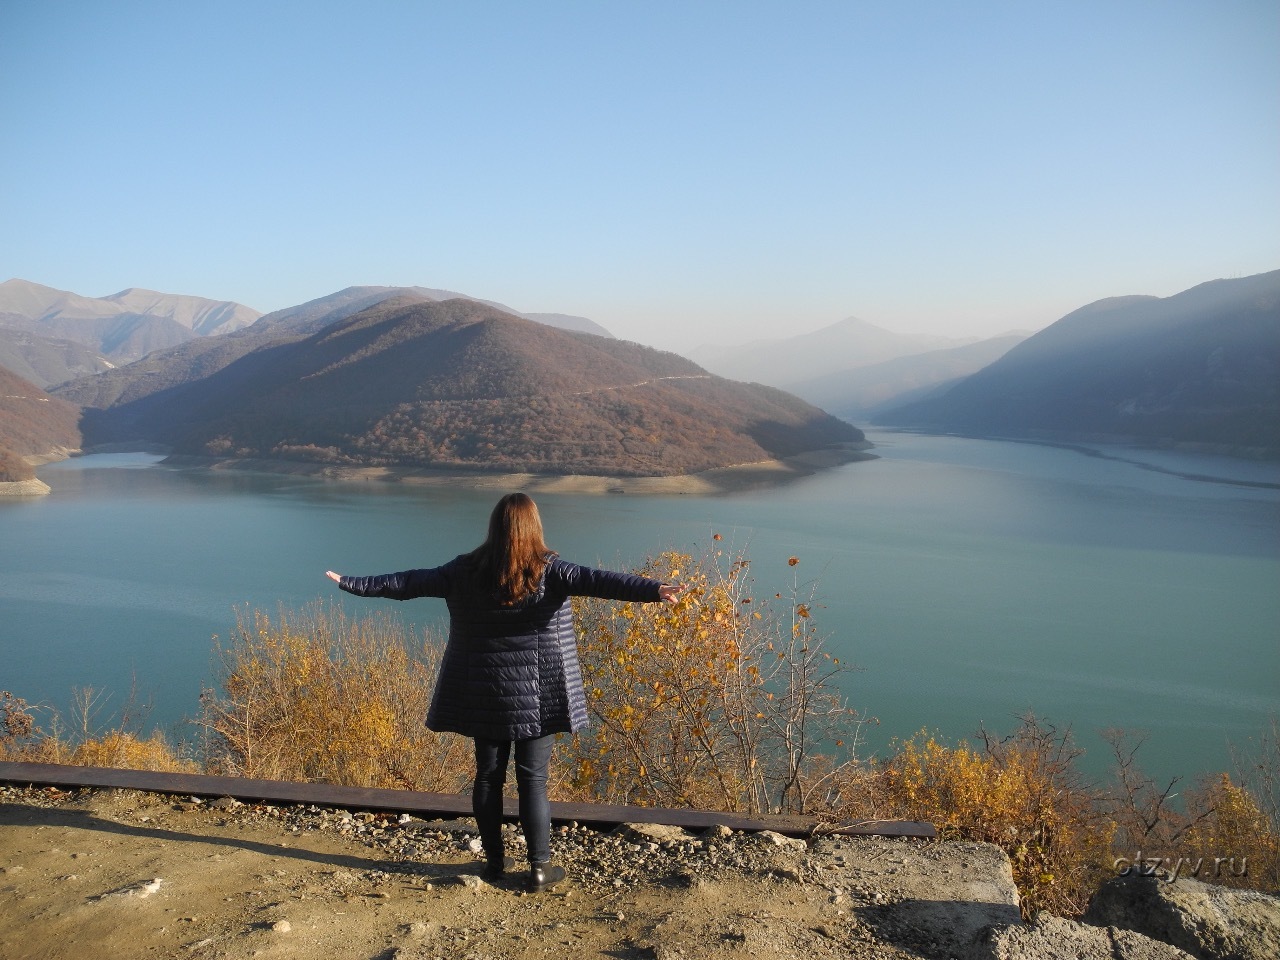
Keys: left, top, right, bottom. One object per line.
{"left": 472, "top": 733, "right": 556, "bottom": 865}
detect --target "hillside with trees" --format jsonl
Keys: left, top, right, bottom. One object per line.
{"left": 70, "top": 297, "right": 863, "bottom": 476}
{"left": 876, "top": 270, "right": 1280, "bottom": 455}
{"left": 0, "top": 367, "right": 81, "bottom": 480}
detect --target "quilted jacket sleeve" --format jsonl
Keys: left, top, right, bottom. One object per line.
{"left": 338, "top": 566, "right": 449, "bottom": 601}
{"left": 550, "top": 558, "right": 664, "bottom": 603}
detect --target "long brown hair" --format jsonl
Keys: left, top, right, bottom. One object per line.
{"left": 468, "top": 493, "right": 554, "bottom": 605}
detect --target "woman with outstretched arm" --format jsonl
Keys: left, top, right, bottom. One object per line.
{"left": 326, "top": 492, "right": 684, "bottom": 892}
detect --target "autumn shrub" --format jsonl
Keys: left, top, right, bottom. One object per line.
{"left": 197, "top": 603, "right": 471, "bottom": 791}
{"left": 0, "top": 690, "right": 42, "bottom": 758}
{"left": 557, "top": 543, "right": 867, "bottom": 815}
{"left": 0, "top": 688, "right": 193, "bottom": 772}
{"left": 67, "top": 730, "right": 194, "bottom": 771}
{"left": 0, "top": 447, "right": 35, "bottom": 482}
{"left": 1225, "top": 716, "right": 1280, "bottom": 891}
{"left": 1234, "top": 715, "right": 1280, "bottom": 833}
{"left": 1176, "top": 774, "right": 1280, "bottom": 891}
{"left": 1105, "top": 724, "right": 1279, "bottom": 894}
{"left": 866, "top": 716, "right": 1113, "bottom": 918}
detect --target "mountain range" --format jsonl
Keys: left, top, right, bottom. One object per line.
{"left": 4, "top": 269, "right": 1277, "bottom": 482}
{"left": 52, "top": 285, "right": 614, "bottom": 412}
{"left": 58, "top": 295, "right": 863, "bottom": 477}
{"left": 875, "top": 270, "right": 1280, "bottom": 454}
{"left": 0, "top": 280, "right": 612, "bottom": 389}
{"left": 0, "top": 279, "right": 262, "bottom": 379}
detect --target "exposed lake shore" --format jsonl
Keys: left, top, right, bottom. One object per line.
{"left": 155, "top": 442, "right": 879, "bottom": 495}
{"left": 0, "top": 477, "right": 51, "bottom": 497}
{"left": 5, "top": 442, "right": 878, "bottom": 497}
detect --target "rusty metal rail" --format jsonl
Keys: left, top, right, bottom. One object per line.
{"left": 0, "top": 760, "right": 935, "bottom": 839}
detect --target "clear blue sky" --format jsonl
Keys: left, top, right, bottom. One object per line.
{"left": 3, "top": 1, "right": 1277, "bottom": 351}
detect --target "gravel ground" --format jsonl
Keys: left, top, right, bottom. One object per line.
{"left": 0, "top": 784, "right": 1022, "bottom": 959}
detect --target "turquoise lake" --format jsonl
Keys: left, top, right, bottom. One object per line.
{"left": 2, "top": 432, "right": 1277, "bottom": 790}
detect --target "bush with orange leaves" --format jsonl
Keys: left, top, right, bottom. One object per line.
{"left": 1, "top": 688, "right": 194, "bottom": 773}
{"left": 846, "top": 714, "right": 1280, "bottom": 915}
{"left": 1176, "top": 774, "right": 1280, "bottom": 891}
{"left": 1103, "top": 721, "right": 1280, "bottom": 895}
{"left": 197, "top": 603, "right": 471, "bottom": 792}
{"left": 557, "top": 543, "right": 869, "bottom": 815}
{"left": 868, "top": 715, "right": 1114, "bottom": 917}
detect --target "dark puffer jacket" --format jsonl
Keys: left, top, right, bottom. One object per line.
{"left": 337, "top": 555, "right": 664, "bottom": 741}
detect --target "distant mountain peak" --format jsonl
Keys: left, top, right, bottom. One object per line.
{"left": 256, "top": 285, "right": 614, "bottom": 339}
{"left": 1, "top": 278, "right": 261, "bottom": 333}
{"left": 690, "top": 313, "right": 979, "bottom": 388}
{"left": 104, "top": 286, "right": 159, "bottom": 299}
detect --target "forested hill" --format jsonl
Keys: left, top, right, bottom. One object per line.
{"left": 74, "top": 297, "right": 864, "bottom": 476}
{"left": 0, "top": 367, "right": 81, "bottom": 481}
{"left": 876, "top": 270, "right": 1280, "bottom": 454}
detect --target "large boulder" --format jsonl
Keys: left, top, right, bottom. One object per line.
{"left": 1084, "top": 875, "right": 1280, "bottom": 960}
{"left": 825, "top": 839, "right": 1023, "bottom": 957}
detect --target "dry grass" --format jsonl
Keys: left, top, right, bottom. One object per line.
{"left": 196, "top": 603, "right": 472, "bottom": 792}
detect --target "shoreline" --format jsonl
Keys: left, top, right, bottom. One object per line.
{"left": 153, "top": 442, "right": 879, "bottom": 495}
{"left": 0, "top": 477, "right": 51, "bottom": 497}
{"left": 871, "top": 428, "right": 1280, "bottom": 490}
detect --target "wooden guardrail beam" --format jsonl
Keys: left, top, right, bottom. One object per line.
{"left": 0, "top": 760, "right": 936, "bottom": 839}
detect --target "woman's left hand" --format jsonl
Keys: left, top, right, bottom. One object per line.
{"left": 325, "top": 571, "right": 342, "bottom": 583}
{"left": 658, "top": 583, "right": 686, "bottom": 603}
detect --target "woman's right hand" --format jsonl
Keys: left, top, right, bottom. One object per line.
{"left": 325, "top": 571, "right": 342, "bottom": 583}
{"left": 658, "top": 583, "right": 686, "bottom": 603}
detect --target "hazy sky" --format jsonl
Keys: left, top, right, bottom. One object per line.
{"left": 3, "top": 1, "right": 1277, "bottom": 352}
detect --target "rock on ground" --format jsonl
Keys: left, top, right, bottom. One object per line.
{"left": 1084, "top": 875, "right": 1280, "bottom": 960}
{"left": 970, "top": 913, "right": 1197, "bottom": 960}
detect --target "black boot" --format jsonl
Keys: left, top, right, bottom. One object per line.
{"left": 482, "top": 855, "right": 517, "bottom": 882}
{"left": 527, "top": 861, "right": 566, "bottom": 892}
